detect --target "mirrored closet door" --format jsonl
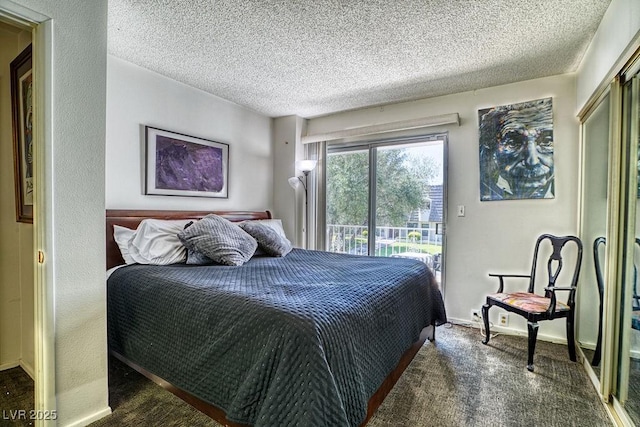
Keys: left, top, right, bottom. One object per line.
{"left": 579, "top": 91, "right": 611, "bottom": 387}
{"left": 616, "top": 66, "right": 640, "bottom": 426}
{"left": 578, "top": 41, "right": 640, "bottom": 427}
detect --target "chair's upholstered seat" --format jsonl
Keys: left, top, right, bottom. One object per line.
{"left": 488, "top": 292, "right": 570, "bottom": 314}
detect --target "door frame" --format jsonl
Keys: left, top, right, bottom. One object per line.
{"left": 0, "top": 3, "right": 55, "bottom": 423}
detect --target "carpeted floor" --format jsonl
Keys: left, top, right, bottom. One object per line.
{"left": 87, "top": 324, "right": 613, "bottom": 427}
{"left": 368, "top": 325, "right": 611, "bottom": 426}
{"left": 0, "top": 367, "right": 34, "bottom": 426}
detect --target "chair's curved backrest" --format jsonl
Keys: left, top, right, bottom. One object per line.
{"left": 634, "top": 238, "right": 640, "bottom": 311}
{"left": 528, "top": 234, "right": 583, "bottom": 303}
{"left": 593, "top": 237, "right": 606, "bottom": 299}
{"left": 595, "top": 237, "right": 640, "bottom": 320}
{"left": 596, "top": 237, "right": 640, "bottom": 307}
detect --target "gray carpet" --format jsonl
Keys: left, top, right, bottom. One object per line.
{"left": 88, "top": 324, "right": 612, "bottom": 427}
{"left": 629, "top": 357, "right": 640, "bottom": 425}
{"left": 369, "top": 325, "right": 610, "bottom": 427}
{"left": 0, "top": 367, "right": 34, "bottom": 426}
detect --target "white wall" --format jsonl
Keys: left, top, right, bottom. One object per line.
{"left": 0, "top": 22, "right": 33, "bottom": 375}
{"left": 304, "top": 74, "right": 580, "bottom": 342}
{"left": 576, "top": 0, "right": 640, "bottom": 112}
{"left": 106, "top": 56, "right": 273, "bottom": 213}
{"left": 8, "top": 0, "right": 110, "bottom": 425}
{"left": 273, "top": 116, "right": 302, "bottom": 245}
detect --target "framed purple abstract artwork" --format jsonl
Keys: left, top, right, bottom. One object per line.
{"left": 145, "top": 126, "right": 229, "bottom": 198}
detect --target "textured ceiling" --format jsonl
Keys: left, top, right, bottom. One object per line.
{"left": 108, "top": 0, "right": 611, "bottom": 118}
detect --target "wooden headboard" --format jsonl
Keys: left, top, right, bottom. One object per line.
{"left": 106, "top": 209, "right": 272, "bottom": 269}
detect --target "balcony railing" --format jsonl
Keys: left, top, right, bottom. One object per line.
{"left": 326, "top": 223, "right": 442, "bottom": 270}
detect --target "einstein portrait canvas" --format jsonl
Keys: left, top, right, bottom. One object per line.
{"left": 145, "top": 126, "right": 229, "bottom": 198}
{"left": 478, "top": 97, "right": 554, "bottom": 201}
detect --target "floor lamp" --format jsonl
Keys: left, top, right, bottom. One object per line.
{"left": 288, "top": 159, "right": 317, "bottom": 248}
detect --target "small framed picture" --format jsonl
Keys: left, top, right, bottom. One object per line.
{"left": 10, "top": 44, "right": 33, "bottom": 223}
{"left": 145, "top": 126, "right": 229, "bottom": 198}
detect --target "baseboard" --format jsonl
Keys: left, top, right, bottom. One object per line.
{"left": 0, "top": 360, "right": 37, "bottom": 380}
{"left": 20, "top": 359, "right": 35, "bottom": 380}
{"left": 0, "top": 361, "right": 20, "bottom": 371}
{"left": 447, "top": 317, "right": 568, "bottom": 345}
{"left": 63, "top": 407, "right": 112, "bottom": 427}
{"left": 579, "top": 339, "right": 640, "bottom": 360}
{"left": 452, "top": 317, "right": 640, "bottom": 364}
{"left": 579, "top": 341, "right": 596, "bottom": 351}
{"left": 578, "top": 346, "right": 600, "bottom": 386}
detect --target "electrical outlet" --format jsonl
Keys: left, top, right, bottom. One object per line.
{"left": 499, "top": 313, "right": 509, "bottom": 326}
{"left": 471, "top": 310, "right": 481, "bottom": 323}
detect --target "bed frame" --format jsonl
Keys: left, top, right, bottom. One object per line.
{"left": 105, "top": 209, "right": 435, "bottom": 426}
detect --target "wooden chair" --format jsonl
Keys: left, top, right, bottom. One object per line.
{"left": 481, "top": 234, "right": 583, "bottom": 371}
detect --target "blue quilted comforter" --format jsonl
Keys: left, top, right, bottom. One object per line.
{"left": 107, "top": 249, "right": 446, "bottom": 426}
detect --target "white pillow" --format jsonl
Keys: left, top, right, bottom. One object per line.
{"left": 113, "top": 225, "right": 136, "bottom": 265}
{"left": 127, "top": 219, "right": 191, "bottom": 265}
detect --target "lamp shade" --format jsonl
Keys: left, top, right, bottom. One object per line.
{"left": 288, "top": 176, "right": 301, "bottom": 189}
{"left": 296, "top": 159, "right": 317, "bottom": 173}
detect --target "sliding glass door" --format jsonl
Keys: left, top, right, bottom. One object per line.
{"left": 326, "top": 135, "right": 446, "bottom": 289}
{"left": 326, "top": 149, "right": 369, "bottom": 255}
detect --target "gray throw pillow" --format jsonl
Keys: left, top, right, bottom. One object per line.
{"left": 239, "top": 221, "right": 292, "bottom": 257}
{"left": 178, "top": 214, "right": 257, "bottom": 266}
{"left": 185, "top": 248, "right": 216, "bottom": 265}
{"left": 240, "top": 219, "right": 287, "bottom": 256}
{"left": 182, "top": 221, "right": 216, "bottom": 265}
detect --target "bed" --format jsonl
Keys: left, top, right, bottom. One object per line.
{"left": 106, "top": 209, "right": 447, "bottom": 426}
